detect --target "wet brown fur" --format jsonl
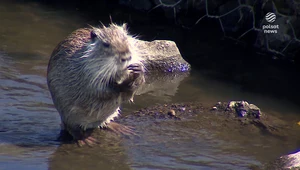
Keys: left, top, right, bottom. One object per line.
{"left": 47, "top": 24, "right": 144, "bottom": 144}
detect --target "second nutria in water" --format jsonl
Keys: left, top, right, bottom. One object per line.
{"left": 47, "top": 23, "right": 145, "bottom": 146}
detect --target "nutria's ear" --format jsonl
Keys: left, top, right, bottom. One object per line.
{"left": 122, "top": 23, "right": 128, "bottom": 30}
{"left": 90, "top": 30, "right": 97, "bottom": 39}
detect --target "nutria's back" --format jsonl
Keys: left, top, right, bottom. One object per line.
{"left": 47, "top": 23, "right": 144, "bottom": 136}
{"left": 49, "top": 28, "right": 92, "bottom": 62}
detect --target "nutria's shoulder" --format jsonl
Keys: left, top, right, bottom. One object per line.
{"left": 51, "top": 28, "right": 93, "bottom": 59}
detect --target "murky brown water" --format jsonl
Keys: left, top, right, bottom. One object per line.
{"left": 1, "top": 1, "right": 300, "bottom": 170}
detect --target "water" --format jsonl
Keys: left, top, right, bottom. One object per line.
{"left": 1, "top": 1, "right": 300, "bottom": 170}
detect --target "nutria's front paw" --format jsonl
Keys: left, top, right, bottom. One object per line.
{"left": 118, "top": 63, "right": 145, "bottom": 91}
{"left": 127, "top": 63, "right": 144, "bottom": 80}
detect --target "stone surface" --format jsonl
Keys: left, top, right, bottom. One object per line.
{"left": 136, "top": 40, "right": 191, "bottom": 73}
{"left": 266, "top": 150, "right": 300, "bottom": 170}
{"left": 226, "top": 101, "right": 262, "bottom": 118}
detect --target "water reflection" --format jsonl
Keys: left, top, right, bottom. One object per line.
{"left": 0, "top": 0, "right": 87, "bottom": 56}
{"left": 0, "top": 52, "right": 59, "bottom": 170}
{"left": 49, "top": 132, "right": 131, "bottom": 170}
{"left": 0, "top": 1, "right": 86, "bottom": 169}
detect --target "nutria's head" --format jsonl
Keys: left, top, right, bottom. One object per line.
{"left": 78, "top": 23, "right": 143, "bottom": 89}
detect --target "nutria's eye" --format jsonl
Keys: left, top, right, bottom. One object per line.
{"left": 90, "top": 30, "right": 97, "bottom": 39}
{"left": 103, "top": 42, "right": 110, "bottom": 48}
{"left": 121, "top": 56, "right": 131, "bottom": 62}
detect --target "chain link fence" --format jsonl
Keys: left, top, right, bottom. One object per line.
{"left": 124, "top": 0, "right": 300, "bottom": 61}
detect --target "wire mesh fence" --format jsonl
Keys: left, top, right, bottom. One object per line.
{"left": 144, "top": 0, "right": 300, "bottom": 60}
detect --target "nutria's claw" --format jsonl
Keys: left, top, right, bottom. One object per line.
{"left": 127, "top": 64, "right": 144, "bottom": 72}
{"left": 129, "top": 98, "right": 134, "bottom": 103}
{"left": 77, "top": 136, "right": 99, "bottom": 147}
{"left": 107, "top": 122, "right": 137, "bottom": 136}
{"left": 128, "top": 65, "right": 144, "bottom": 80}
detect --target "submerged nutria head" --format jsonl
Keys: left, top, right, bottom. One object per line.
{"left": 76, "top": 23, "right": 143, "bottom": 89}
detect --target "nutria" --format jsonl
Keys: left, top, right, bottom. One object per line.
{"left": 47, "top": 23, "right": 145, "bottom": 146}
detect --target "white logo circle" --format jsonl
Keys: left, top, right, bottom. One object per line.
{"left": 265, "top": 12, "right": 276, "bottom": 23}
